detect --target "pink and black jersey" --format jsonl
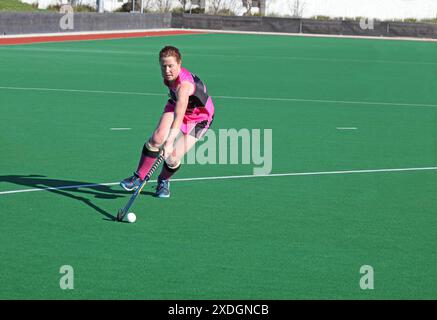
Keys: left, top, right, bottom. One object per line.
{"left": 164, "top": 67, "right": 214, "bottom": 119}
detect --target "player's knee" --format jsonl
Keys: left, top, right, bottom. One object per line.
{"left": 147, "top": 138, "right": 161, "bottom": 149}
{"left": 150, "top": 130, "right": 167, "bottom": 147}
{"left": 165, "top": 157, "right": 181, "bottom": 169}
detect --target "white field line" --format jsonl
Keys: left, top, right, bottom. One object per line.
{"left": 0, "top": 29, "right": 183, "bottom": 39}
{"left": 0, "top": 86, "right": 162, "bottom": 96}
{"left": 2, "top": 46, "right": 436, "bottom": 67}
{"left": 0, "top": 86, "right": 436, "bottom": 108}
{"left": 186, "top": 28, "right": 437, "bottom": 43}
{"left": 1, "top": 28, "right": 436, "bottom": 43}
{"left": 1, "top": 166, "right": 437, "bottom": 196}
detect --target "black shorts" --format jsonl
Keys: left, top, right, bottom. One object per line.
{"left": 188, "top": 114, "right": 215, "bottom": 139}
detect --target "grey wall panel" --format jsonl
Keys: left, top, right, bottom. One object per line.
{"left": 0, "top": 12, "right": 171, "bottom": 35}
{"left": 1, "top": 13, "right": 435, "bottom": 40}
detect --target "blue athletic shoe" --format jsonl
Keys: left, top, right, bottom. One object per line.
{"left": 156, "top": 179, "right": 170, "bottom": 198}
{"left": 120, "top": 172, "right": 143, "bottom": 191}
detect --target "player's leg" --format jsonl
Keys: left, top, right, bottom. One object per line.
{"left": 155, "top": 132, "right": 197, "bottom": 198}
{"left": 155, "top": 119, "right": 212, "bottom": 198}
{"left": 120, "top": 110, "right": 174, "bottom": 191}
{"left": 137, "top": 111, "right": 174, "bottom": 179}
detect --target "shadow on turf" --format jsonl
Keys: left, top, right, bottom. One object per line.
{"left": 1, "top": 174, "right": 156, "bottom": 221}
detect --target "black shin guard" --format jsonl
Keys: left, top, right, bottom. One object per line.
{"left": 142, "top": 142, "right": 160, "bottom": 158}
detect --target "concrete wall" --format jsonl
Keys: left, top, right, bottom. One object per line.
{"left": 0, "top": 12, "right": 171, "bottom": 35}
{"left": 172, "top": 14, "right": 437, "bottom": 39}
{"left": 0, "top": 12, "right": 435, "bottom": 39}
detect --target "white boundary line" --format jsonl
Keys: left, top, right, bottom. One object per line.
{"left": 1, "top": 27, "right": 436, "bottom": 43}
{"left": 187, "top": 28, "right": 437, "bottom": 43}
{"left": 0, "top": 86, "right": 162, "bottom": 96}
{"left": 2, "top": 47, "right": 436, "bottom": 66}
{"left": 1, "top": 85, "right": 436, "bottom": 108}
{"left": 1, "top": 166, "right": 437, "bottom": 196}
{"left": 0, "top": 28, "right": 193, "bottom": 39}
{"left": 213, "top": 94, "right": 437, "bottom": 108}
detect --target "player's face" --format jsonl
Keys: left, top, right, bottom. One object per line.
{"left": 160, "top": 56, "right": 181, "bottom": 82}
